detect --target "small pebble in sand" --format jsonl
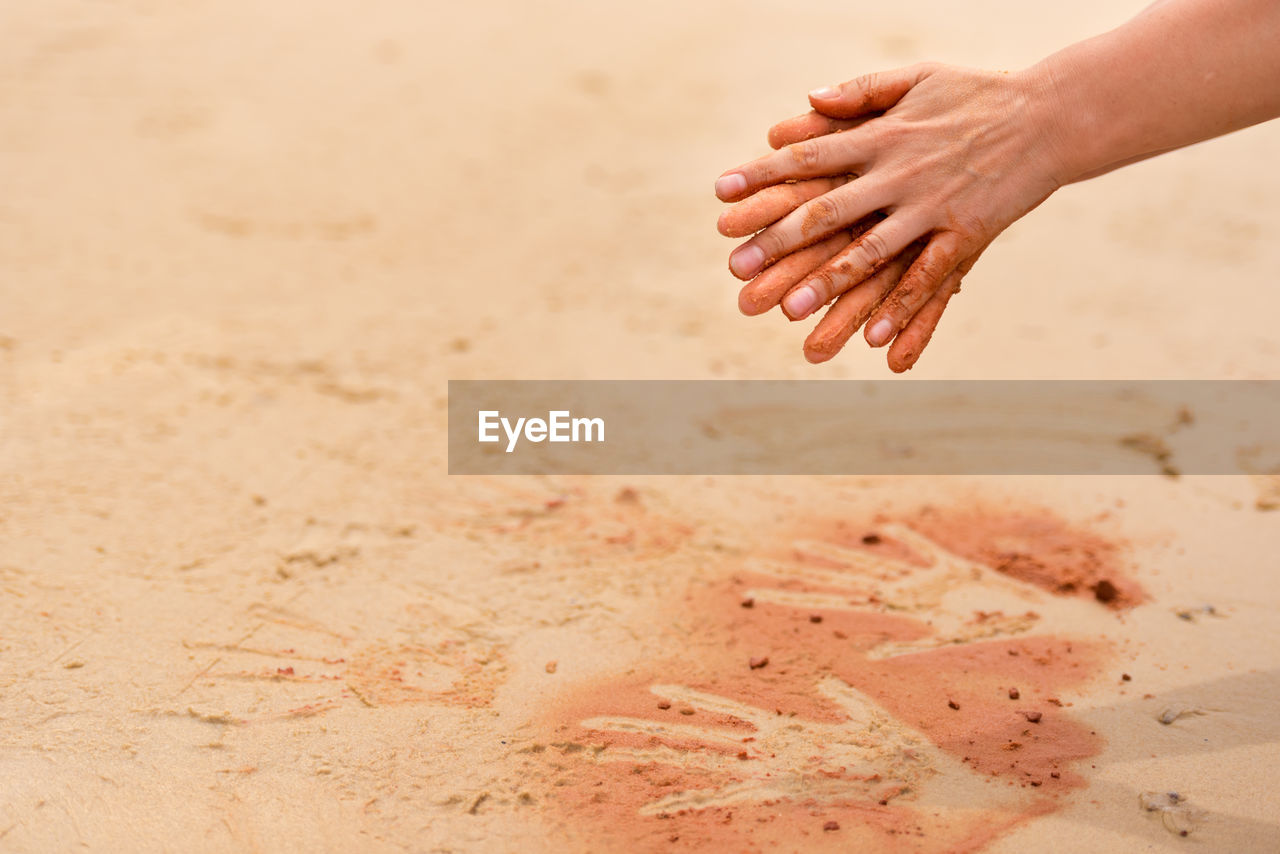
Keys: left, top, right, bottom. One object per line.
{"left": 948, "top": 699, "right": 960, "bottom": 710}
{"left": 823, "top": 820, "right": 840, "bottom": 832}
{"left": 861, "top": 533, "right": 881, "bottom": 545}
{"left": 1008, "top": 688, "right": 1020, "bottom": 700}
{"left": 544, "top": 661, "right": 557, "bottom": 674}
{"left": 809, "top": 614, "right": 823, "bottom": 623}
{"left": 679, "top": 708, "right": 696, "bottom": 716}
{"left": 1158, "top": 704, "right": 1205, "bottom": 725}
{"left": 1092, "top": 579, "right": 1119, "bottom": 603}
{"left": 1023, "top": 711, "right": 1042, "bottom": 723}
{"left": 657, "top": 701, "right": 671, "bottom": 710}
{"left": 740, "top": 597, "right": 755, "bottom": 609}
{"left": 749, "top": 656, "right": 769, "bottom": 670}
{"left": 1122, "top": 673, "right": 1132, "bottom": 681}
{"left": 1176, "top": 604, "right": 1221, "bottom": 622}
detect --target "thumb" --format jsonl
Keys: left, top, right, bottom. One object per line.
{"left": 807, "top": 63, "right": 936, "bottom": 118}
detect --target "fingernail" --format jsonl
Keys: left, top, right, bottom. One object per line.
{"left": 715, "top": 172, "right": 747, "bottom": 199}
{"left": 809, "top": 86, "right": 839, "bottom": 100}
{"left": 868, "top": 318, "right": 894, "bottom": 347}
{"left": 783, "top": 284, "right": 818, "bottom": 319}
{"left": 729, "top": 245, "right": 765, "bottom": 278}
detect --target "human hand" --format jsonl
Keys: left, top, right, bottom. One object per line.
{"left": 717, "top": 179, "right": 930, "bottom": 365}
{"left": 716, "top": 63, "right": 1066, "bottom": 371}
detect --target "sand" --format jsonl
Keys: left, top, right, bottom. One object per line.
{"left": 2, "top": 0, "right": 1279, "bottom": 851}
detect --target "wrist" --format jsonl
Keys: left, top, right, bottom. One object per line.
{"left": 1012, "top": 60, "right": 1103, "bottom": 188}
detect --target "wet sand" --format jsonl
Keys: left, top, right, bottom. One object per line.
{"left": 2, "top": 1, "right": 1280, "bottom": 851}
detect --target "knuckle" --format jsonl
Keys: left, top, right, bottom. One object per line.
{"left": 882, "top": 293, "right": 911, "bottom": 321}
{"left": 863, "top": 116, "right": 899, "bottom": 148}
{"left": 892, "top": 279, "right": 927, "bottom": 314}
{"left": 912, "top": 244, "right": 958, "bottom": 284}
{"left": 951, "top": 211, "right": 989, "bottom": 239}
{"left": 801, "top": 195, "right": 844, "bottom": 235}
{"left": 849, "top": 74, "right": 877, "bottom": 110}
{"left": 852, "top": 229, "right": 891, "bottom": 271}
{"left": 887, "top": 279, "right": 925, "bottom": 315}
{"left": 788, "top": 139, "right": 824, "bottom": 170}
{"left": 749, "top": 161, "right": 777, "bottom": 186}
{"left": 807, "top": 270, "right": 834, "bottom": 302}
{"left": 753, "top": 226, "right": 786, "bottom": 261}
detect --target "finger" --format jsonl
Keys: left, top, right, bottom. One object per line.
{"left": 883, "top": 242, "right": 988, "bottom": 369}
{"left": 727, "top": 177, "right": 892, "bottom": 280}
{"left": 885, "top": 269, "right": 963, "bottom": 373}
{"left": 803, "top": 241, "right": 926, "bottom": 364}
{"left": 767, "top": 112, "right": 870, "bottom": 149}
{"left": 718, "top": 176, "right": 851, "bottom": 238}
{"left": 807, "top": 63, "right": 937, "bottom": 119}
{"left": 864, "top": 232, "right": 968, "bottom": 347}
{"left": 738, "top": 231, "right": 851, "bottom": 316}
{"left": 715, "top": 131, "right": 874, "bottom": 202}
{"left": 777, "top": 212, "right": 927, "bottom": 318}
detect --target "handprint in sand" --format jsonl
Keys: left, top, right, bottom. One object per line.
{"left": 540, "top": 507, "right": 1131, "bottom": 851}
{"left": 579, "top": 677, "right": 999, "bottom": 816}
{"left": 743, "top": 522, "right": 1057, "bottom": 659}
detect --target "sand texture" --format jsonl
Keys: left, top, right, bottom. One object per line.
{"left": 2, "top": 1, "right": 1279, "bottom": 851}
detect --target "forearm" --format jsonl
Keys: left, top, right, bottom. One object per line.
{"left": 1023, "top": 0, "right": 1280, "bottom": 185}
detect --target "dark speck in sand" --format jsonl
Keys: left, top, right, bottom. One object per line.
{"left": 1092, "top": 579, "right": 1118, "bottom": 603}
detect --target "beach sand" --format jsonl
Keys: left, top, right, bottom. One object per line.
{"left": 2, "top": 1, "right": 1279, "bottom": 851}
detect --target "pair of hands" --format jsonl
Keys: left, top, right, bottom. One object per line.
{"left": 715, "top": 63, "right": 1067, "bottom": 371}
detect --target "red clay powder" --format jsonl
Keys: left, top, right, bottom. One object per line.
{"left": 530, "top": 505, "right": 1135, "bottom": 851}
